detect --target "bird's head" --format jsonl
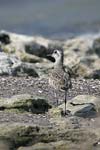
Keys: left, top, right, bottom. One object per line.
{"left": 51, "top": 49, "right": 62, "bottom": 59}
{"left": 51, "top": 49, "right": 64, "bottom": 68}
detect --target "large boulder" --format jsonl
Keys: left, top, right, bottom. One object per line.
{"left": 50, "top": 95, "right": 100, "bottom": 118}
{"left": 0, "top": 94, "right": 51, "bottom": 113}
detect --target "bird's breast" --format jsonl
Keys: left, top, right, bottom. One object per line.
{"left": 49, "top": 75, "right": 65, "bottom": 90}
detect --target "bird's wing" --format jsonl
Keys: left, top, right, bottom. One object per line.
{"left": 64, "top": 71, "right": 72, "bottom": 90}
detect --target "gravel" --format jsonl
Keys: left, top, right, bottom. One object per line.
{"left": 0, "top": 76, "right": 99, "bottom": 104}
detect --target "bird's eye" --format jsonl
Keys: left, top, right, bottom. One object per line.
{"left": 54, "top": 50, "right": 57, "bottom": 54}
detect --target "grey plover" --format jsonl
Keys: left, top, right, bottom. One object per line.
{"left": 48, "top": 49, "right": 72, "bottom": 115}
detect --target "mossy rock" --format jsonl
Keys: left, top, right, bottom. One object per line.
{"left": 0, "top": 124, "right": 40, "bottom": 149}
{"left": 0, "top": 94, "right": 51, "bottom": 114}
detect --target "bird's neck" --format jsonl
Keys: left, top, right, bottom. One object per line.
{"left": 54, "top": 59, "right": 63, "bottom": 69}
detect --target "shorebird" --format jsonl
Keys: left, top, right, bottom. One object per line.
{"left": 48, "top": 49, "right": 72, "bottom": 115}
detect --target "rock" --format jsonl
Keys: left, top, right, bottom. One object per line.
{"left": 0, "top": 52, "right": 21, "bottom": 76}
{"left": 69, "top": 95, "right": 100, "bottom": 117}
{"left": 64, "top": 50, "right": 80, "bottom": 69}
{"left": 25, "top": 42, "right": 48, "bottom": 58}
{"left": 63, "top": 35, "right": 93, "bottom": 56}
{"left": 14, "top": 62, "right": 39, "bottom": 77}
{"left": 0, "top": 32, "right": 10, "bottom": 45}
{"left": 0, "top": 123, "right": 40, "bottom": 149}
{"left": 63, "top": 35, "right": 100, "bottom": 77}
{"left": 69, "top": 63, "right": 93, "bottom": 78}
{"left": 0, "top": 52, "right": 39, "bottom": 77}
{"left": 86, "top": 69, "right": 100, "bottom": 79}
{"left": 0, "top": 30, "right": 51, "bottom": 63}
{"left": 93, "top": 59, "right": 100, "bottom": 70}
{"left": 18, "top": 142, "right": 54, "bottom": 150}
{"left": 17, "top": 140, "right": 97, "bottom": 150}
{"left": 0, "top": 94, "right": 51, "bottom": 113}
{"left": 50, "top": 95, "right": 100, "bottom": 118}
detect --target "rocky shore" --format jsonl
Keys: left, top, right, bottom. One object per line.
{"left": 0, "top": 30, "right": 100, "bottom": 150}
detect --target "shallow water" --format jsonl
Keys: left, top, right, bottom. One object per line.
{"left": 0, "top": 0, "right": 100, "bottom": 39}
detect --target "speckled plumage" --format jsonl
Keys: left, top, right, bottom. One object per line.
{"left": 49, "top": 67, "right": 71, "bottom": 91}
{"left": 48, "top": 49, "right": 72, "bottom": 115}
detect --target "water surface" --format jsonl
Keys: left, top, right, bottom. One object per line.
{"left": 0, "top": 0, "right": 100, "bottom": 39}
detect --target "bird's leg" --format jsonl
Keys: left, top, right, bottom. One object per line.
{"left": 57, "top": 97, "right": 59, "bottom": 106}
{"left": 54, "top": 92, "right": 58, "bottom": 106}
{"left": 64, "top": 89, "right": 67, "bottom": 114}
{"left": 64, "top": 89, "right": 71, "bottom": 115}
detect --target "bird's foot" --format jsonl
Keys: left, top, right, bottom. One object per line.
{"left": 61, "top": 109, "right": 72, "bottom": 117}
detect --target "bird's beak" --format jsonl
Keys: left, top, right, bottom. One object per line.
{"left": 46, "top": 54, "right": 55, "bottom": 62}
